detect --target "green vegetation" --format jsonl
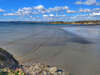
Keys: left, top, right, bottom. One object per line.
{"left": 49, "top": 20, "right": 100, "bottom": 24}
{"left": 0, "top": 68, "right": 25, "bottom": 75}
{"left": 1, "top": 20, "right": 100, "bottom": 25}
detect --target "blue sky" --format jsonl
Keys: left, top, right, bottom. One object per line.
{"left": 0, "top": 0, "right": 100, "bottom": 21}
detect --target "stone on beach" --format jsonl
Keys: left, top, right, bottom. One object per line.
{"left": 23, "top": 63, "right": 65, "bottom": 75}
{"left": 48, "top": 67, "right": 57, "bottom": 74}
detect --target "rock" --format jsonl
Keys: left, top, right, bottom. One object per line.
{"left": 57, "top": 69, "right": 64, "bottom": 75}
{"left": 48, "top": 67, "right": 57, "bottom": 74}
{"left": 0, "top": 48, "right": 19, "bottom": 69}
{"left": 23, "top": 63, "right": 65, "bottom": 75}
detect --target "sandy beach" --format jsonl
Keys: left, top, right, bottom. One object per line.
{"left": 0, "top": 25, "right": 100, "bottom": 75}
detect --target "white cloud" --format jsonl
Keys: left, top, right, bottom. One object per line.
{"left": 66, "top": 9, "right": 91, "bottom": 14}
{"left": 4, "top": 7, "right": 38, "bottom": 16}
{"left": 79, "top": 9, "right": 91, "bottom": 13}
{"left": 49, "top": 14, "right": 54, "bottom": 17}
{"left": 43, "top": 14, "right": 66, "bottom": 19}
{"left": 3, "top": 13, "right": 21, "bottom": 16}
{"left": 69, "top": 14, "right": 93, "bottom": 21}
{"left": 3, "top": 4, "right": 100, "bottom": 21}
{"left": 34, "top": 5, "right": 44, "bottom": 10}
{"left": 92, "top": 12, "right": 100, "bottom": 16}
{"left": 22, "top": 7, "right": 32, "bottom": 11}
{"left": 16, "top": 7, "right": 33, "bottom": 15}
{"left": 0, "top": 8, "right": 5, "bottom": 12}
{"left": 3, "top": 5, "right": 69, "bottom": 17}
{"left": 56, "top": 15, "right": 66, "bottom": 17}
{"left": 75, "top": 0, "right": 100, "bottom": 5}
{"left": 67, "top": 10, "right": 77, "bottom": 13}
{"left": 48, "top": 6, "right": 69, "bottom": 12}
{"left": 43, "top": 14, "right": 48, "bottom": 17}
{"left": 5, "top": 5, "right": 45, "bottom": 16}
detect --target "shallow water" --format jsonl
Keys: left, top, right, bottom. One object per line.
{"left": 0, "top": 23, "right": 100, "bottom": 75}
{"left": 63, "top": 26, "right": 100, "bottom": 39}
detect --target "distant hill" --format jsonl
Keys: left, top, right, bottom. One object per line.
{"left": 0, "top": 20, "right": 100, "bottom": 25}
{"left": 49, "top": 20, "right": 100, "bottom": 24}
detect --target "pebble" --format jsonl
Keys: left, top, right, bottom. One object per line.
{"left": 23, "top": 63, "right": 65, "bottom": 75}
{"left": 48, "top": 67, "right": 57, "bottom": 74}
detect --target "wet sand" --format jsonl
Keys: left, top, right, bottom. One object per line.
{"left": 1, "top": 25, "right": 100, "bottom": 75}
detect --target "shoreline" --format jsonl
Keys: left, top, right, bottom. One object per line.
{"left": 0, "top": 25, "right": 100, "bottom": 75}
{"left": 0, "top": 48, "right": 67, "bottom": 75}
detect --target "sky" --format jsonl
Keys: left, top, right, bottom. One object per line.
{"left": 0, "top": 0, "right": 100, "bottom": 21}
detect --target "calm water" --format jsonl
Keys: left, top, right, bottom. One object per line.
{"left": 0, "top": 23, "right": 70, "bottom": 45}
{"left": 0, "top": 23, "right": 35, "bottom": 42}
{"left": 0, "top": 23, "right": 99, "bottom": 44}
{"left": 0, "top": 23, "right": 47, "bottom": 46}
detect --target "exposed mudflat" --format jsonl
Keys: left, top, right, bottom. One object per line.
{"left": 0, "top": 25, "right": 100, "bottom": 75}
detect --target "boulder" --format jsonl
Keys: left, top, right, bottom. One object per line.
{"left": 0, "top": 48, "right": 19, "bottom": 69}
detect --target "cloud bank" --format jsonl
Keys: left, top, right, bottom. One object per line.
{"left": 75, "top": 0, "right": 100, "bottom": 5}
{"left": 1, "top": 4, "right": 100, "bottom": 21}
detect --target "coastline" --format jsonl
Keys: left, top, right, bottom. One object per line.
{"left": 0, "top": 25, "right": 100, "bottom": 75}
{"left": 0, "top": 48, "right": 66, "bottom": 75}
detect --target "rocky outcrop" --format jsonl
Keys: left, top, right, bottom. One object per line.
{"left": 0, "top": 48, "right": 19, "bottom": 69}
{"left": 0, "top": 48, "right": 70, "bottom": 75}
